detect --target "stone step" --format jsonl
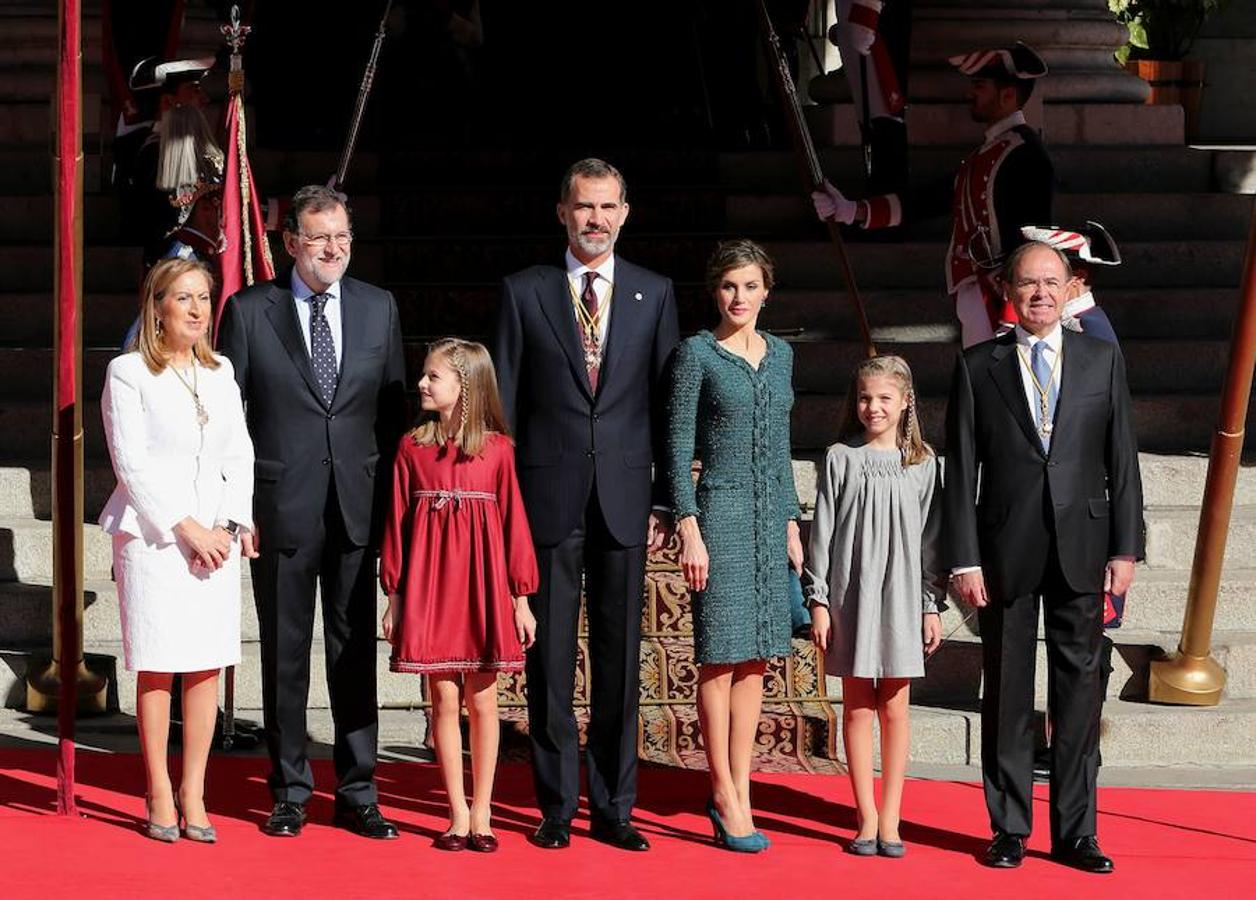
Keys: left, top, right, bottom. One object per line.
{"left": 0, "top": 193, "right": 380, "bottom": 244}
{"left": 727, "top": 192, "right": 1254, "bottom": 242}
{"left": 911, "top": 628, "right": 1256, "bottom": 706}
{"left": 0, "top": 376, "right": 1244, "bottom": 461}
{"left": 0, "top": 292, "right": 141, "bottom": 345}
{"left": 807, "top": 101, "right": 1185, "bottom": 148}
{"left": 791, "top": 387, "right": 1252, "bottom": 454}
{"left": 0, "top": 65, "right": 104, "bottom": 101}
{"left": 0, "top": 94, "right": 102, "bottom": 143}
{"left": 757, "top": 287, "right": 1240, "bottom": 342}
{"left": 0, "top": 639, "right": 429, "bottom": 715}
{"left": 718, "top": 146, "right": 1256, "bottom": 196}
{"left": 786, "top": 338, "right": 1230, "bottom": 395}
{"left": 0, "top": 331, "right": 1233, "bottom": 404}
{"left": 762, "top": 240, "right": 1246, "bottom": 290}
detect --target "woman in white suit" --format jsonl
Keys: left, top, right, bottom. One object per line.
{"left": 100, "top": 258, "right": 257, "bottom": 843}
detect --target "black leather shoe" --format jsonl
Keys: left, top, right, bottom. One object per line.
{"left": 1051, "top": 836, "right": 1114, "bottom": 874}
{"left": 261, "top": 801, "right": 306, "bottom": 837}
{"left": 332, "top": 803, "right": 399, "bottom": 840}
{"left": 531, "top": 817, "right": 571, "bottom": 849}
{"left": 984, "top": 833, "right": 1026, "bottom": 868}
{"left": 590, "top": 819, "right": 650, "bottom": 851}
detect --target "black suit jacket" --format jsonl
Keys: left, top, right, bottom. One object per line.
{"left": 493, "top": 256, "right": 679, "bottom": 548}
{"left": 942, "top": 329, "right": 1144, "bottom": 599}
{"left": 217, "top": 271, "right": 408, "bottom": 551}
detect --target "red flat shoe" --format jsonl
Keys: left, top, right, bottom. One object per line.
{"left": 433, "top": 832, "right": 468, "bottom": 851}
{"left": 467, "top": 833, "right": 499, "bottom": 853}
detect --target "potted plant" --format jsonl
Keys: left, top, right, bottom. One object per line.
{"left": 1109, "top": 0, "right": 1232, "bottom": 138}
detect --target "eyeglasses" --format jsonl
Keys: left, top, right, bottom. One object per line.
{"left": 298, "top": 231, "right": 354, "bottom": 250}
{"left": 1013, "top": 278, "right": 1063, "bottom": 292}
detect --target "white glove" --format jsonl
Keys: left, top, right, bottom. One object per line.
{"left": 811, "top": 180, "right": 858, "bottom": 225}
{"left": 832, "top": 0, "right": 882, "bottom": 56}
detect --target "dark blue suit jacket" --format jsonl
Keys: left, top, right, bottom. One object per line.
{"left": 493, "top": 256, "right": 679, "bottom": 548}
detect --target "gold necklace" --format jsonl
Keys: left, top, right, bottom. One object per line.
{"left": 170, "top": 360, "right": 209, "bottom": 427}
{"left": 1016, "top": 342, "right": 1061, "bottom": 436}
{"left": 568, "top": 276, "right": 613, "bottom": 370}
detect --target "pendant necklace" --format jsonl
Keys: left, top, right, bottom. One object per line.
{"left": 1016, "top": 343, "right": 1061, "bottom": 436}
{"left": 569, "top": 277, "right": 612, "bottom": 371}
{"left": 171, "top": 360, "right": 210, "bottom": 427}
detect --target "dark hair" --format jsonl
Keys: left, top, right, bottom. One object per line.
{"left": 1002, "top": 240, "right": 1072, "bottom": 286}
{"left": 282, "top": 184, "right": 352, "bottom": 234}
{"left": 559, "top": 158, "right": 627, "bottom": 204}
{"left": 705, "top": 239, "right": 775, "bottom": 295}
{"left": 997, "top": 76, "right": 1035, "bottom": 107}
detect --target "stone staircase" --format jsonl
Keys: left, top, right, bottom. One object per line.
{"left": 0, "top": 1, "right": 1254, "bottom": 773}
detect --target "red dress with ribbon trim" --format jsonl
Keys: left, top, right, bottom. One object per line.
{"left": 380, "top": 432, "right": 539, "bottom": 674}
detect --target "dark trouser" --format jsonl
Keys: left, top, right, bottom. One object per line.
{"left": 251, "top": 483, "right": 379, "bottom": 808}
{"left": 979, "top": 550, "right": 1103, "bottom": 845}
{"left": 526, "top": 485, "right": 645, "bottom": 824}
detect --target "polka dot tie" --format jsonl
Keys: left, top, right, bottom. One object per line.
{"left": 309, "top": 292, "right": 338, "bottom": 407}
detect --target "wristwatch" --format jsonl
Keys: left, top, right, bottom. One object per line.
{"left": 217, "top": 519, "right": 241, "bottom": 536}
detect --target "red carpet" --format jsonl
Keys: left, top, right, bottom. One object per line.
{"left": 1, "top": 750, "right": 1253, "bottom": 899}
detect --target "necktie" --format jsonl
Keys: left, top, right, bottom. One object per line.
{"left": 309, "top": 292, "right": 338, "bottom": 407}
{"left": 581, "top": 271, "right": 600, "bottom": 392}
{"left": 1031, "top": 340, "right": 1058, "bottom": 450}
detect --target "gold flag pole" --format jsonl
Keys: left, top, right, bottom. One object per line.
{"left": 1148, "top": 197, "right": 1256, "bottom": 705}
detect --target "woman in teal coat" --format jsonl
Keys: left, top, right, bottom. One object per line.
{"left": 666, "top": 240, "right": 803, "bottom": 852}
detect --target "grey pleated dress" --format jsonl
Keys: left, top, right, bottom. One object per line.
{"left": 803, "top": 439, "right": 945, "bottom": 679}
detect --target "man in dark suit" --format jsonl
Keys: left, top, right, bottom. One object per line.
{"left": 218, "top": 185, "right": 408, "bottom": 839}
{"left": 493, "top": 158, "right": 679, "bottom": 851}
{"left": 943, "top": 241, "right": 1143, "bottom": 874}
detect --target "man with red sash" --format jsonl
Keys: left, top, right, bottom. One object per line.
{"left": 814, "top": 42, "right": 1054, "bottom": 348}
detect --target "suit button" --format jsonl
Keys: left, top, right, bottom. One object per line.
{"left": 322, "top": 458, "right": 330, "bottom": 465}
{"left": 587, "top": 449, "right": 596, "bottom": 458}
{"left": 326, "top": 413, "right": 335, "bottom": 421}
{"left": 593, "top": 414, "right": 601, "bottom": 422}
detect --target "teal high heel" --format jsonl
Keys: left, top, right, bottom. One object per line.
{"left": 705, "top": 797, "right": 766, "bottom": 853}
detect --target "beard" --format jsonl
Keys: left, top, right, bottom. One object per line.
{"left": 301, "top": 253, "right": 350, "bottom": 287}
{"left": 573, "top": 228, "right": 615, "bottom": 257}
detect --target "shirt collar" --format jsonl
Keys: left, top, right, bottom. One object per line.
{"left": 984, "top": 109, "right": 1027, "bottom": 145}
{"left": 1015, "top": 322, "right": 1063, "bottom": 353}
{"left": 291, "top": 269, "right": 341, "bottom": 303}
{"left": 565, "top": 248, "right": 616, "bottom": 285}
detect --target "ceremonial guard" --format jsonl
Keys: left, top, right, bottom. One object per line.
{"left": 827, "top": 0, "right": 913, "bottom": 195}
{"left": 119, "top": 56, "right": 218, "bottom": 266}
{"left": 814, "top": 42, "right": 1054, "bottom": 347}
{"left": 1020, "top": 221, "right": 1122, "bottom": 345}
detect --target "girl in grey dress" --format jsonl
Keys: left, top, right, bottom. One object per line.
{"left": 805, "top": 355, "right": 945, "bottom": 859}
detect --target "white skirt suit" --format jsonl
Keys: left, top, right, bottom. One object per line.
{"left": 99, "top": 352, "right": 255, "bottom": 672}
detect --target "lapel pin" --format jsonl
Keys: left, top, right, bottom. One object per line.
{"left": 633, "top": 291, "right": 643, "bottom": 302}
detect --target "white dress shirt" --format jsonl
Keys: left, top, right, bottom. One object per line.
{"left": 565, "top": 248, "right": 614, "bottom": 345}
{"left": 291, "top": 270, "right": 343, "bottom": 368}
{"left": 1014, "top": 323, "right": 1064, "bottom": 426}
{"left": 951, "top": 323, "right": 1064, "bottom": 578}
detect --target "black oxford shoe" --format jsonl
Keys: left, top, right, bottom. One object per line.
{"left": 590, "top": 819, "right": 650, "bottom": 851}
{"left": 332, "top": 803, "right": 399, "bottom": 840}
{"left": 1051, "top": 836, "right": 1114, "bottom": 874}
{"left": 260, "top": 801, "right": 306, "bottom": 837}
{"left": 984, "top": 832, "right": 1026, "bottom": 868}
{"left": 531, "top": 817, "right": 571, "bottom": 849}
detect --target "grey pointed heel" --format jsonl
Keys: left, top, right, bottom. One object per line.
{"left": 144, "top": 796, "right": 179, "bottom": 843}
{"left": 176, "top": 798, "right": 218, "bottom": 844}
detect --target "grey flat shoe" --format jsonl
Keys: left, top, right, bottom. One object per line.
{"left": 846, "top": 837, "right": 877, "bottom": 856}
{"left": 878, "top": 838, "right": 906, "bottom": 858}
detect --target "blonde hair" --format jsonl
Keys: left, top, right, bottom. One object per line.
{"left": 838, "top": 355, "right": 931, "bottom": 466}
{"left": 410, "top": 337, "right": 510, "bottom": 457}
{"left": 132, "top": 258, "right": 221, "bottom": 374}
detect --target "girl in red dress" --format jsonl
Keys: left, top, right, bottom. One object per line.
{"left": 380, "top": 337, "right": 538, "bottom": 852}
